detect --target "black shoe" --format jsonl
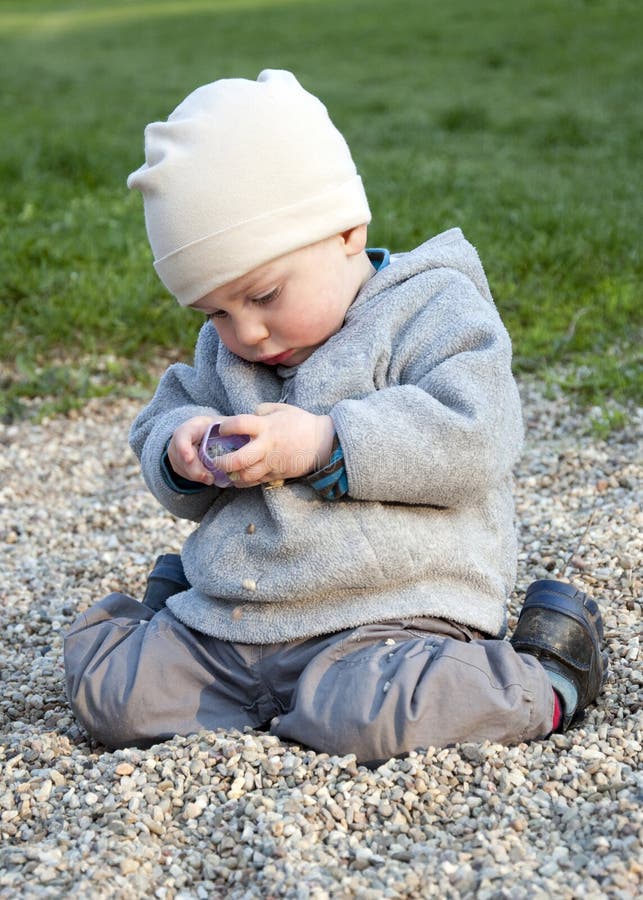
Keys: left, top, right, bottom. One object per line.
{"left": 142, "top": 553, "right": 190, "bottom": 612}
{"left": 510, "top": 579, "right": 607, "bottom": 730}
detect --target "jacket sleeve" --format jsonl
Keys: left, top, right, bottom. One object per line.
{"left": 128, "top": 324, "right": 226, "bottom": 521}
{"left": 330, "top": 270, "right": 524, "bottom": 507}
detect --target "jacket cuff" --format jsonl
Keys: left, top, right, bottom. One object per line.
{"left": 305, "top": 436, "right": 348, "bottom": 500}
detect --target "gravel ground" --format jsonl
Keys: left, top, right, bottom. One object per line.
{"left": 0, "top": 381, "right": 641, "bottom": 899}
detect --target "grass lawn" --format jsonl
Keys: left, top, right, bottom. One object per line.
{"left": 0, "top": 0, "right": 641, "bottom": 426}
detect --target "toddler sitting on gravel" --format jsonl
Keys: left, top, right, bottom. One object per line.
{"left": 64, "top": 70, "right": 606, "bottom": 764}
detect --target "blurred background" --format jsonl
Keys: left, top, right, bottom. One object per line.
{"left": 0, "top": 0, "right": 640, "bottom": 427}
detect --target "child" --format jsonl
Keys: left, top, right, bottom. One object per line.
{"left": 64, "top": 70, "right": 605, "bottom": 764}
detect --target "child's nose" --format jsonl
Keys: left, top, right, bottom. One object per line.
{"left": 235, "top": 316, "right": 269, "bottom": 346}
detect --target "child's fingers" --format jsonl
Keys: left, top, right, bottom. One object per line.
{"left": 217, "top": 413, "right": 264, "bottom": 438}
{"left": 168, "top": 437, "right": 213, "bottom": 482}
{"left": 167, "top": 444, "right": 214, "bottom": 484}
{"left": 175, "top": 416, "right": 220, "bottom": 457}
{"left": 212, "top": 439, "right": 266, "bottom": 476}
{"left": 231, "top": 460, "right": 272, "bottom": 486}
{"left": 214, "top": 439, "right": 289, "bottom": 487}
{"left": 168, "top": 416, "right": 221, "bottom": 482}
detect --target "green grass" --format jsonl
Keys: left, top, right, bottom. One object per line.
{"left": 1, "top": 0, "right": 641, "bottom": 423}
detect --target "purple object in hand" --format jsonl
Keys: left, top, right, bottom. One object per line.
{"left": 198, "top": 423, "right": 250, "bottom": 488}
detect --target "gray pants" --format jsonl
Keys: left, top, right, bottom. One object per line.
{"left": 64, "top": 593, "right": 554, "bottom": 765}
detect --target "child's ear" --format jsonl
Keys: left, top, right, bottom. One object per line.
{"left": 341, "top": 224, "right": 368, "bottom": 256}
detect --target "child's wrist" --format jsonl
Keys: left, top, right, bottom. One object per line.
{"left": 315, "top": 415, "right": 336, "bottom": 470}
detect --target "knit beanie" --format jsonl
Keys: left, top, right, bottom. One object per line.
{"left": 127, "top": 69, "right": 371, "bottom": 306}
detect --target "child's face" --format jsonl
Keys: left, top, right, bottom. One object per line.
{"left": 190, "top": 229, "right": 371, "bottom": 367}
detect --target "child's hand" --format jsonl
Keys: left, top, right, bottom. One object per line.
{"left": 215, "top": 403, "right": 335, "bottom": 488}
{"left": 167, "top": 416, "right": 219, "bottom": 485}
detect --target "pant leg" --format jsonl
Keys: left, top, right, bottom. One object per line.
{"left": 271, "top": 618, "right": 554, "bottom": 765}
{"left": 64, "top": 593, "right": 264, "bottom": 749}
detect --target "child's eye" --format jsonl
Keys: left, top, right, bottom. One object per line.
{"left": 206, "top": 310, "right": 227, "bottom": 320}
{"left": 251, "top": 287, "right": 280, "bottom": 305}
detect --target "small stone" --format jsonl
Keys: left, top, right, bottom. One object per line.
{"left": 241, "top": 578, "right": 257, "bottom": 592}
{"left": 353, "top": 848, "right": 375, "bottom": 870}
{"left": 34, "top": 780, "right": 53, "bottom": 803}
{"left": 115, "top": 763, "right": 135, "bottom": 776}
{"left": 120, "top": 858, "right": 139, "bottom": 875}
{"left": 183, "top": 802, "right": 204, "bottom": 820}
{"left": 540, "top": 861, "right": 559, "bottom": 877}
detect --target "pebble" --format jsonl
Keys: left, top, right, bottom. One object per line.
{"left": 0, "top": 384, "right": 641, "bottom": 898}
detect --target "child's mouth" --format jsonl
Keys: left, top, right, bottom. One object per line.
{"left": 259, "top": 350, "right": 295, "bottom": 365}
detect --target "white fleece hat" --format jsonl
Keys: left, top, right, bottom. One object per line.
{"left": 127, "top": 69, "right": 371, "bottom": 306}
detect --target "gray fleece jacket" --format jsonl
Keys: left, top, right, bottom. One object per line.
{"left": 129, "top": 228, "right": 524, "bottom": 643}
